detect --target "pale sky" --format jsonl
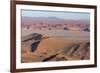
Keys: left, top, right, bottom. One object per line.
{"left": 21, "top": 9, "right": 90, "bottom": 20}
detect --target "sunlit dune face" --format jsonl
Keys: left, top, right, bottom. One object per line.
{"left": 35, "top": 38, "right": 80, "bottom": 53}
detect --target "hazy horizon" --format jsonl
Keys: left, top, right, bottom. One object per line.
{"left": 21, "top": 10, "right": 90, "bottom": 20}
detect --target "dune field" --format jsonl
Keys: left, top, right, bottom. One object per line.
{"left": 21, "top": 29, "right": 90, "bottom": 63}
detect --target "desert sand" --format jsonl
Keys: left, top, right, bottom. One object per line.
{"left": 21, "top": 31, "right": 90, "bottom": 63}
{"left": 21, "top": 16, "right": 90, "bottom": 63}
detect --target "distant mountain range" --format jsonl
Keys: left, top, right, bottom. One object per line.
{"left": 22, "top": 16, "right": 89, "bottom": 24}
